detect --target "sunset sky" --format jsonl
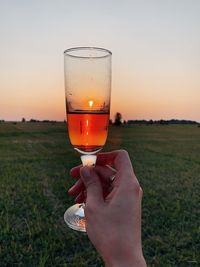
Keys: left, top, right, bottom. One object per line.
{"left": 0, "top": 0, "right": 200, "bottom": 122}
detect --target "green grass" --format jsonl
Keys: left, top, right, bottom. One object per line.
{"left": 0, "top": 122, "right": 200, "bottom": 266}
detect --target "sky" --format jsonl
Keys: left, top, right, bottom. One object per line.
{"left": 0, "top": 0, "right": 200, "bottom": 122}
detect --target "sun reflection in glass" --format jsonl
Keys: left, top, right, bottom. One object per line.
{"left": 88, "top": 100, "right": 94, "bottom": 108}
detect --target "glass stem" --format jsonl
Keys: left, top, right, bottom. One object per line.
{"left": 81, "top": 154, "right": 97, "bottom": 166}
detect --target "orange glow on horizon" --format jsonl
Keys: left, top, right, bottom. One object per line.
{"left": 1, "top": 88, "right": 200, "bottom": 122}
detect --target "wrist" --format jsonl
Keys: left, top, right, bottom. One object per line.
{"left": 105, "top": 254, "right": 147, "bottom": 267}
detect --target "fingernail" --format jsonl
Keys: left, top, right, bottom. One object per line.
{"left": 81, "top": 166, "right": 91, "bottom": 179}
{"left": 81, "top": 166, "right": 92, "bottom": 182}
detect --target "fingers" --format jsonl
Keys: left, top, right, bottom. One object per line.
{"left": 69, "top": 164, "right": 116, "bottom": 185}
{"left": 68, "top": 178, "right": 85, "bottom": 196}
{"left": 97, "top": 150, "right": 133, "bottom": 173}
{"left": 69, "top": 150, "right": 139, "bottom": 204}
{"left": 97, "top": 150, "right": 141, "bottom": 201}
{"left": 70, "top": 164, "right": 116, "bottom": 181}
{"left": 68, "top": 165, "right": 116, "bottom": 198}
{"left": 95, "top": 165, "right": 116, "bottom": 183}
{"left": 80, "top": 166, "right": 104, "bottom": 205}
{"left": 70, "top": 165, "right": 82, "bottom": 178}
{"left": 75, "top": 191, "right": 86, "bottom": 203}
{"left": 70, "top": 150, "right": 132, "bottom": 178}
{"left": 97, "top": 150, "right": 137, "bottom": 187}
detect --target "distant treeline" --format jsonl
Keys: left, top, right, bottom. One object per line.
{"left": 28, "top": 119, "right": 58, "bottom": 123}
{"left": 0, "top": 119, "right": 59, "bottom": 123}
{"left": 127, "top": 119, "right": 199, "bottom": 125}
{"left": 0, "top": 118, "right": 199, "bottom": 126}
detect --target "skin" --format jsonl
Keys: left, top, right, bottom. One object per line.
{"left": 68, "top": 150, "right": 147, "bottom": 267}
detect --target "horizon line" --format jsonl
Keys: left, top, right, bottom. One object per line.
{"left": 1, "top": 118, "right": 200, "bottom": 123}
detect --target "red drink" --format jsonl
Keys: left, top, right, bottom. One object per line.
{"left": 67, "top": 112, "right": 109, "bottom": 152}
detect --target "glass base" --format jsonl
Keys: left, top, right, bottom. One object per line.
{"left": 64, "top": 203, "right": 86, "bottom": 232}
{"left": 64, "top": 154, "right": 98, "bottom": 232}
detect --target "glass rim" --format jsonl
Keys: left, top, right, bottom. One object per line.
{"left": 64, "top": 46, "right": 112, "bottom": 59}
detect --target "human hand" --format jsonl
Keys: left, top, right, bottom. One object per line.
{"left": 68, "top": 150, "right": 146, "bottom": 267}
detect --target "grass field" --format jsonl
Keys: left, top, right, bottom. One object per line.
{"left": 0, "top": 122, "right": 200, "bottom": 267}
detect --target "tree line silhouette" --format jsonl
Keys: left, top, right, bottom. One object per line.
{"left": 0, "top": 114, "right": 199, "bottom": 126}
{"left": 111, "top": 113, "right": 199, "bottom": 126}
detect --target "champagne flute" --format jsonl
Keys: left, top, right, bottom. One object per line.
{"left": 63, "top": 47, "right": 112, "bottom": 232}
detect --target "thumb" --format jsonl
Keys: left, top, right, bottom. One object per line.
{"left": 80, "top": 166, "right": 104, "bottom": 205}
